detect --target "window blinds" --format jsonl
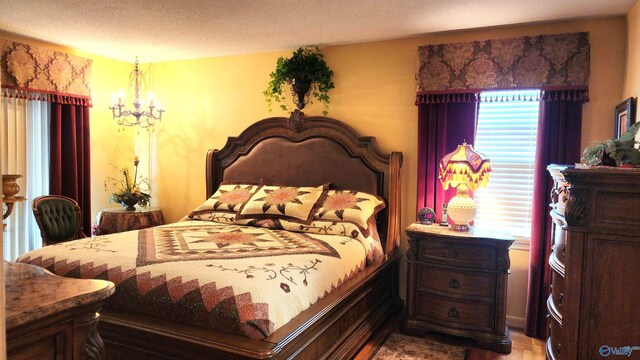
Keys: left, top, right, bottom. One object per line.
{"left": 473, "top": 89, "right": 540, "bottom": 239}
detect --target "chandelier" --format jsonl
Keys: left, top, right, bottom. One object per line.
{"left": 110, "top": 57, "right": 164, "bottom": 129}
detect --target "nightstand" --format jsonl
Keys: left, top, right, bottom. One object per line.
{"left": 95, "top": 206, "right": 164, "bottom": 235}
{"left": 402, "top": 223, "right": 514, "bottom": 353}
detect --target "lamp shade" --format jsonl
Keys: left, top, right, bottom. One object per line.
{"left": 438, "top": 142, "right": 491, "bottom": 191}
{"left": 438, "top": 142, "right": 491, "bottom": 231}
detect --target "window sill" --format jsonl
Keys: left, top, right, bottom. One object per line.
{"left": 473, "top": 225, "right": 530, "bottom": 251}
{"left": 511, "top": 235, "right": 530, "bottom": 251}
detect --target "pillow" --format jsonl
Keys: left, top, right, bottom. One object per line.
{"left": 234, "top": 217, "right": 384, "bottom": 263}
{"left": 187, "top": 211, "right": 236, "bottom": 224}
{"left": 314, "top": 190, "right": 385, "bottom": 236}
{"left": 234, "top": 184, "right": 328, "bottom": 224}
{"left": 188, "top": 183, "right": 260, "bottom": 220}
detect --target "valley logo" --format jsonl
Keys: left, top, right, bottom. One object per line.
{"left": 599, "top": 345, "right": 640, "bottom": 357}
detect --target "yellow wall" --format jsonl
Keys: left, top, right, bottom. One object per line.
{"left": 0, "top": 32, "right": 135, "bottom": 220}
{"left": 625, "top": 0, "right": 640, "bottom": 98}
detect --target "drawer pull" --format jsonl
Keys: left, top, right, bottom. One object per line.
{"left": 449, "top": 245, "right": 459, "bottom": 258}
{"left": 448, "top": 278, "right": 460, "bottom": 289}
{"left": 562, "top": 244, "right": 566, "bottom": 256}
{"left": 556, "top": 342, "right": 561, "bottom": 354}
{"left": 447, "top": 308, "right": 459, "bottom": 319}
{"left": 558, "top": 293, "right": 564, "bottom": 305}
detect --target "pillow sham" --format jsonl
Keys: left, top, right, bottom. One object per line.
{"left": 187, "top": 211, "right": 236, "bottom": 223}
{"left": 314, "top": 190, "right": 385, "bottom": 236}
{"left": 235, "top": 217, "right": 384, "bottom": 263}
{"left": 234, "top": 184, "right": 327, "bottom": 224}
{"left": 188, "top": 183, "right": 260, "bottom": 220}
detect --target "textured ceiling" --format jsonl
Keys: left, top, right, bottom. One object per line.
{"left": 0, "top": 0, "right": 636, "bottom": 63}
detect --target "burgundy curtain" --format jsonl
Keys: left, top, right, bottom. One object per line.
{"left": 416, "top": 93, "right": 479, "bottom": 221}
{"left": 50, "top": 103, "right": 91, "bottom": 236}
{"left": 524, "top": 90, "right": 585, "bottom": 338}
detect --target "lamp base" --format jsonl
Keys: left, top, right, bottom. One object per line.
{"left": 446, "top": 188, "right": 477, "bottom": 232}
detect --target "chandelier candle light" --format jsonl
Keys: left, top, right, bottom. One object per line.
{"left": 110, "top": 57, "right": 164, "bottom": 129}
{"left": 438, "top": 142, "right": 491, "bottom": 231}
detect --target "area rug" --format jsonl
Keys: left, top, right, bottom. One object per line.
{"left": 372, "top": 333, "right": 467, "bottom": 360}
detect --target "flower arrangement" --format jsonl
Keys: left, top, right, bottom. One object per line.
{"left": 104, "top": 156, "right": 151, "bottom": 211}
{"left": 581, "top": 122, "right": 640, "bottom": 167}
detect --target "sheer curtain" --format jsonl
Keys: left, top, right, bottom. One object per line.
{"left": 1, "top": 91, "right": 50, "bottom": 260}
{"left": 25, "top": 100, "right": 50, "bottom": 251}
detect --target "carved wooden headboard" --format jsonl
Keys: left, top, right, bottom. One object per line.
{"left": 205, "top": 111, "right": 402, "bottom": 254}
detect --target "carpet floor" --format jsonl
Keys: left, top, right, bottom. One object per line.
{"left": 371, "top": 333, "right": 467, "bottom": 360}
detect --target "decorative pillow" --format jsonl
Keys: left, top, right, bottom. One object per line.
{"left": 314, "top": 190, "right": 386, "bottom": 236}
{"left": 188, "top": 183, "right": 260, "bottom": 220}
{"left": 235, "top": 184, "right": 328, "bottom": 224}
{"left": 187, "top": 211, "right": 236, "bottom": 224}
{"left": 234, "top": 217, "right": 384, "bottom": 263}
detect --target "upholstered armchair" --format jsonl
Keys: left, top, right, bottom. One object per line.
{"left": 32, "top": 195, "right": 87, "bottom": 246}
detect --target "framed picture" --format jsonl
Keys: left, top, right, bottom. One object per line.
{"left": 614, "top": 97, "right": 637, "bottom": 138}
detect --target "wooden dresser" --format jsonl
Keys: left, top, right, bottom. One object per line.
{"left": 547, "top": 165, "right": 640, "bottom": 360}
{"left": 5, "top": 261, "right": 115, "bottom": 360}
{"left": 402, "top": 224, "right": 514, "bottom": 353}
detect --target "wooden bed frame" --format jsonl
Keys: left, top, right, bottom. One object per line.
{"left": 98, "top": 111, "right": 403, "bottom": 360}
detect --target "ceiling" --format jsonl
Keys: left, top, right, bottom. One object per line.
{"left": 0, "top": 0, "right": 636, "bottom": 63}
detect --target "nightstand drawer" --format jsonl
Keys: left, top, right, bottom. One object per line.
{"left": 416, "top": 292, "right": 494, "bottom": 332}
{"left": 418, "top": 239, "right": 496, "bottom": 269}
{"left": 550, "top": 270, "right": 565, "bottom": 312}
{"left": 547, "top": 316, "right": 563, "bottom": 359}
{"left": 417, "top": 264, "right": 495, "bottom": 300}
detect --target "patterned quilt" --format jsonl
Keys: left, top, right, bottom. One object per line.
{"left": 17, "top": 220, "right": 370, "bottom": 339}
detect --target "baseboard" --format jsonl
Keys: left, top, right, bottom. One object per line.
{"left": 507, "top": 315, "right": 525, "bottom": 330}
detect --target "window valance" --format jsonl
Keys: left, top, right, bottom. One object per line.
{"left": 416, "top": 32, "right": 590, "bottom": 103}
{"left": 1, "top": 40, "right": 92, "bottom": 106}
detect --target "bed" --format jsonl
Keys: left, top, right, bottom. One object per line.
{"left": 18, "top": 111, "right": 403, "bottom": 360}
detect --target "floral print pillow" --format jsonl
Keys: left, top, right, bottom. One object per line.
{"left": 235, "top": 184, "right": 328, "bottom": 224}
{"left": 234, "top": 217, "right": 384, "bottom": 264}
{"left": 188, "top": 183, "right": 260, "bottom": 220}
{"left": 188, "top": 211, "right": 236, "bottom": 223}
{"left": 314, "top": 190, "right": 385, "bottom": 236}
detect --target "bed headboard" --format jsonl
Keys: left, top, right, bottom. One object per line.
{"left": 206, "top": 111, "right": 402, "bottom": 254}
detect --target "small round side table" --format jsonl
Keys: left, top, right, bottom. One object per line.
{"left": 95, "top": 206, "right": 164, "bottom": 235}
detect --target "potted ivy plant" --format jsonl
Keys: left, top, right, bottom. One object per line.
{"left": 264, "top": 47, "right": 335, "bottom": 115}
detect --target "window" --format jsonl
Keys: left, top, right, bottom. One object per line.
{"left": 473, "top": 89, "right": 540, "bottom": 242}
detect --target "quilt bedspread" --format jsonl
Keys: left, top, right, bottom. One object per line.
{"left": 17, "top": 220, "right": 369, "bottom": 339}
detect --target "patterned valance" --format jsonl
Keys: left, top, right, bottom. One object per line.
{"left": 416, "top": 32, "right": 590, "bottom": 98}
{"left": 1, "top": 40, "right": 92, "bottom": 106}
